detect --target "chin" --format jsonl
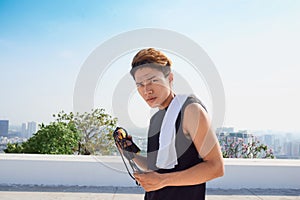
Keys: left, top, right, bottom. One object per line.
{"left": 148, "top": 104, "right": 157, "bottom": 108}
{"left": 147, "top": 102, "right": 159, "bottom": 108}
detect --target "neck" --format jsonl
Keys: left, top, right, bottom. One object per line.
{"left": 159, "top": 92, "right": 175, "bottom": 110}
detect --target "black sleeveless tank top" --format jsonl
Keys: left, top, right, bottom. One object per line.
{"left": 145, "top": 95, "right": 206, "bottom": 200}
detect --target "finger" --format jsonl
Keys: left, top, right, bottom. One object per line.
{"left": 126, "top": 140, "right": 132, "bottom": 146}
{"left": 133, "top": 172, "right": 142, "bottom": 179}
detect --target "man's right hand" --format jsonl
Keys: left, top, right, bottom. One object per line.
{"left": 113, "top": 127, "right": 141, "bottom": 160}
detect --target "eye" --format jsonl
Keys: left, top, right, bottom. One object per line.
{"left": 151, "top": 79, "right": 159, "bottom": 83}
{"left": 136, "top": 83, "right": 143, "bottom": 88}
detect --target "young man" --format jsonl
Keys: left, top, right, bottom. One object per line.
{"left": 125, "top": 48, "right": 224, "bottom": 200}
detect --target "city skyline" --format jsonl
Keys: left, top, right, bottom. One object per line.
{"left": 2, "top": 122, "right": 299, "bottom": 158}
{"left": 4, "top": 117, "right": 300, "bottom": 136}
{"left": 1, "top": 1, "right": 300, "bottom": 132}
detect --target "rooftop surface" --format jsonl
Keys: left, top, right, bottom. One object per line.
{"left": 0, "top": 185, "right": 299, "bottom": 200}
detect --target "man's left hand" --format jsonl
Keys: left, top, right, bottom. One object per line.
{"left": 134, "top": 171, "right": 166, "bottom": 192}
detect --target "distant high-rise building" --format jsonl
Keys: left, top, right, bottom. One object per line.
{"left": 21, "top": 123, "right": 27, "bottom": 137}
{"left": 274, "top": 138, "right": 282, "bottom": 154}
{"left": 217, "top": 128, "right": 254, "bottom": 146}
{"left": 285, "top": 133, "right": 293, "bottom": 142}
{"left": 291, "top": 141, "right": 300, "bottom": 157}
{"left": 0, "top": 120, "right": 9, "bottom": 137}
{"left": 27, "top": 121, "right": 37, "bottom": 138}
{"left": 216, "top": 127, "right": 234, "bottom": 134}
{"left": 227, "top": 131, "right": 253, "bottom": 144}
{"left": 283, "top": 142, "right": 293, "bottom": 156}
{"left": 264, "top": 134, "right": 274, "bottom": 147}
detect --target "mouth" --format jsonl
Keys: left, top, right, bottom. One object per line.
{"left": 146, "top": 97, "right": 157, "bottom": 103}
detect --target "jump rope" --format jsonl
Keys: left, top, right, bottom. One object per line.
{"left": 113, "top": 127, "right": 143, "bottom": 185}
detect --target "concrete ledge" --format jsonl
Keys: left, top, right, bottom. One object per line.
{"left": 1, "top": 154, "right": 299, "bottom": 189}
{"left": 208, "top": 158, "right": 300, "bottom": 189}
{"left": 0, "top": 185, "right": 299, "bottom": 196}
{"left": 0, "top": 154, "right": 134, "bottom": 187}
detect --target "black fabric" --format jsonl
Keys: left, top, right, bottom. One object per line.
{"left": 144, "top": 95, "right": 206, "bottom": 200}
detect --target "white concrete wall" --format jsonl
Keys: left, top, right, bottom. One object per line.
{"left": 208, "top": 159, "right": 300, "bottom": 189}
{"left": 0, "top": 154, "right": 299, "bottom": 189}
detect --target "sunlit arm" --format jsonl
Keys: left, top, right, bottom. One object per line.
{"left": 133, "top": 153, "right": 148, "bottom": 171}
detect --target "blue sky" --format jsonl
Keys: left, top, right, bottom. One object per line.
{"left": 1, "top": 0, "right": 300, "bottom": 133}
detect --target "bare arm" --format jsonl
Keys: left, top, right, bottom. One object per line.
{"left": 116, "top": 137, "right": 148, "bottom": 171}
{"left": 133, "top": 153, "right": 148, "bottom": 171}
{"left": 135, "top": 103, "right": 224, "bottom": 191}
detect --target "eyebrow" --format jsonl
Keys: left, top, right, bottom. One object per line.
{"left": 136, "top": 75, "right": 156, "bottom": 85}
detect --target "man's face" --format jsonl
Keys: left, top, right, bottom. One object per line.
{"left": 134, "top": 67, "right": 173, "bottom": 109}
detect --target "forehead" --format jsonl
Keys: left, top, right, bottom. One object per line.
{"left": 134, "top": 67, "right": 164, "bottom": 82}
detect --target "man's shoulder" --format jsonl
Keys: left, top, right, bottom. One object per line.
{"left": 182, "top": 95, "right": 207, "bottom": 112}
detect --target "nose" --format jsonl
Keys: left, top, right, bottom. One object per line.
{"left": 143, "top": 84, "right": 153, "bottom": 95}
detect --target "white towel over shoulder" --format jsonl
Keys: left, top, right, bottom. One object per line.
{"left": 156, "top": 94, "right": 189, "bottom": 169}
